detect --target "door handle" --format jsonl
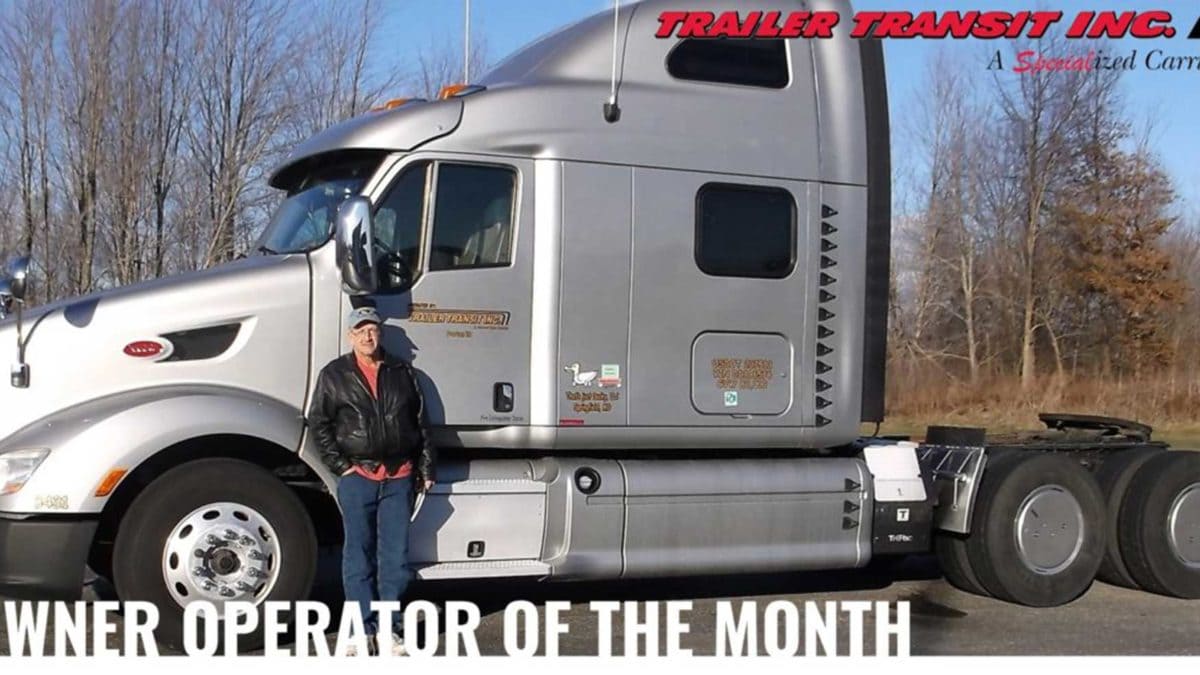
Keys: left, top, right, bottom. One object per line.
{"left": 493, "top": 382, "right": 514, "bottom": 413}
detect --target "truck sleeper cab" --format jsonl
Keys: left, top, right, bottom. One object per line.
{"left": 1, "top": 0, "right": 1197, "bottom": 648}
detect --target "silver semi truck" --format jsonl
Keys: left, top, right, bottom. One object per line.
{"left": 1, "top": 0, "right": 1197, "bottom": 645}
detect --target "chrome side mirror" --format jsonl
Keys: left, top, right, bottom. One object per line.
{"left": 335, "top": 197, "right": 378, "bottom": 295}
{"left": 0, "top": 257, "right": 31, "bottom": 387}
{"left": 5, "top": 256, "right": 30, "bottom": 302}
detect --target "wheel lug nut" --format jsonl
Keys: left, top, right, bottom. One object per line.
{"left": 218, "top": 586, "right": 235, "bottom": 598}
{"left": 193, "top": 549, "right": 206, "bottom": 558}
{"left": 247, "top": 550, "right": 265, "bottom": 561}
{"left": 236, "top": 581, "right": 254, "bottom": 592}
{"left": 193, "top": 567, "right": 211, "bottom": 578}
{"left": 239, "top": 536, "right": 255, "bottom": 546}
{"left": 247, "top": 567, "right": 266, "bottom": 579}
{"left": 224, "top": 529, "right": 239, "bottom": 540}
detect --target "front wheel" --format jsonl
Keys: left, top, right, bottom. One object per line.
{"left": 113, "top": 458, "right": 318, "bottom": 649}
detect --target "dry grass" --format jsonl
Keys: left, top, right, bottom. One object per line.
{"left": 877, "top": 371, "right": 1200, "bottom": 440}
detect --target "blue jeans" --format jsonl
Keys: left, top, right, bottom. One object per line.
{"left": 337, "top": 472, "right": 413, "bottom": 636}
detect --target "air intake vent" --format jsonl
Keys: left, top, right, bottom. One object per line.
{"left": 161, "top": 324, "right": 241, "bottom": 362}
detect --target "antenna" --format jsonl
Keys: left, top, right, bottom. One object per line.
{"left": 464, "top": 0, "right": 471, "bottom": 83}
{"left": 604, "top": 0, "right": 621, "bottom": 123}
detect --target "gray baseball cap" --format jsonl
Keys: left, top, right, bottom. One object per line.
{"left": 346, "top": 306, "right": 382, "bottom": 329}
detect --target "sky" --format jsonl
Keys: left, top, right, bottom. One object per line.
{"left": 374, "top": 0, "right": 1200, "bottom": 212}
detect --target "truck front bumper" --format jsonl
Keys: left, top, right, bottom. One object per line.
{"left": 0, "top": 512, "right": 97, "bottom": 600}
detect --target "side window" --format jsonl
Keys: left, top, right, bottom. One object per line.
{"left": 429, "top": 164, "right": 517, "bottom": 271}
{"left": 667, "top": 39, "right": 789, "bottom": 89}
{"left": 695, "top": 183, "right": 796, "bottom": 279}
{"left": 374, "top": 162, "right": 431, "bottom": 291}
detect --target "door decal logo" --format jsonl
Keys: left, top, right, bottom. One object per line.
{"left": 598, "top": 364, "right": 623, "bottom": 388}
{"left": 564, "top": 363, "right": 598, "bottom": 386}
{"left": 724, "top": 391, "right": 739, "bottom": 407}
{"left": 408, "top": 303, "right": 510, "bottom": 330}
{"left": 564, "top": 362, "right": 621, "bottom": 415}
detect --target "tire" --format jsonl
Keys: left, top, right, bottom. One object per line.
{"left": 933, "top": 451, "right": 1019, "bottom": 598}
{"left": 1117, "top": 451, "right": 1200, "bottom": 599}
{"left": 935, "top": 532, "right": 991, "bottom": 597}
{"left": 113, "top": 458, "right": 318, "bottom": 650}
{"left": 965, "top": 452, "right": 1106, "bottom": 607}
{"left": 1094, "top": 447, "right": 1164, "bottom": 588}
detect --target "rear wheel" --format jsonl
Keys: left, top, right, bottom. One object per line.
{"left": 935, "top": 532, "right": 991, "bottom": 597}
{"left": 966, "top": 452, "right": 1105, "bottom": 607}
{"left": 1118, "top": 451, "right": 1200, "bottom": 599}
{"left": 113, "top": 458, "right": 318, "bottom": 649}
{"left": 1094, "top": 447, "right": 1164, "bottom": 588}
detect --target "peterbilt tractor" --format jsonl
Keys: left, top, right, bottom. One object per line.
{"left": 1, "top": 0, "right": 1196, "bottom": 646}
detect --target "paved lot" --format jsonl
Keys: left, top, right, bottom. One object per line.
{"left": 3, "top": 557, "right": 1198, "bottom": 656}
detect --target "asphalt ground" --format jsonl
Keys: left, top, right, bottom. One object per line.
{"left": 2, "top": 556, "right": 1198, "bottom": 656}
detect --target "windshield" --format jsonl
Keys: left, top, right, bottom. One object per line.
{"left": 257, "top": 156, "right": 382, "bottom": 254}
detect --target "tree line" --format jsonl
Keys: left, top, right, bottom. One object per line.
{"left": 0, "top": 0, "right": 486, "bottom": 303}
{"left": 890, "top": 43, "right": 1200, "bottom": 427}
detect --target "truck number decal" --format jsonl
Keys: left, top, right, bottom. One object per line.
{"left": 35, "top": 495, "right": 70, "bottom": 510}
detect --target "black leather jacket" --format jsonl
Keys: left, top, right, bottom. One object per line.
{"left": 307, "top": 352, "right": 436, "bottom": 483}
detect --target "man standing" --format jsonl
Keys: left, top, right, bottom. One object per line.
{"left": 308, "top": 306, "right": 436, "bottom": 655}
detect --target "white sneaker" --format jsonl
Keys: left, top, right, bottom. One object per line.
{"left": 390, "top": 633, "right": 408, "bottom": 656}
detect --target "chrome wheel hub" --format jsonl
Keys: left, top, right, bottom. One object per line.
{"left": 162, "top": 502, "right": 281, "bottom": 608}
{"left": 1168, "top": 483, "right": 1200, "bottom": 569}
{"left": 1014, "top": 485, "right": 1085, "bottom": 575}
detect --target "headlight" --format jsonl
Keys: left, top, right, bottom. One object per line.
{"left": 0, "top": 448, "right": 50, "bottom": 495}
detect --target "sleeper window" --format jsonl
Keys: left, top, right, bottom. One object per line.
{"left": 695, "top": 184, "right": 796, "bottom": 279}
{"left": 667, "top": 39, "right": 789, "bottom": 89}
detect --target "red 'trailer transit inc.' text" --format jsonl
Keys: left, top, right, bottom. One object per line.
{"left": 654, "top": 10, "right": 1179, "bottom": 40}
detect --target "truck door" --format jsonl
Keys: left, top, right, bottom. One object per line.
{"left": 361, "top": 156, "right": 534, "bottom": 428}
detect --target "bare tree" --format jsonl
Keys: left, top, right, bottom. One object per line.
{"left": 0, "top": 0, "right": 56, "bottom": 273}
{"left": 188, "top": 0, "right": 299, "bottom": 266}
{"left": 142, "top": 0, "right": 192, "bottom": 278}
{"left": 992, "top": 39, "right": 1092, "bottom": 390}
{"left": 290, "top": 0, "right": 400, "bottom": 139}
{"left": 413, "top": 32, "right": 492, "bottom": 100}
{"left": 58, "top": 0, "right": 123, "bottom": 295}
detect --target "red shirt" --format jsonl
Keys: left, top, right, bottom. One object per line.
{"left": 350, "top": 354, "right": 412, "bottom": 481}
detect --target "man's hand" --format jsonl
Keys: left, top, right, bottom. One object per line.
{"left": 421, "top": 480, "right": 434, "bottom": 493}
{"left": 342, "top": 467, "right": 355, "bottom": 477}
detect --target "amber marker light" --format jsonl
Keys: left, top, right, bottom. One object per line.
{"left": 95, "top": 468, "right": 128, "bottom": 497}
{"left": 439, "top": 84, "right": 470, "bottom": 99}
{"left": 368, "top": 98, "right": 411, "bottom": 113}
